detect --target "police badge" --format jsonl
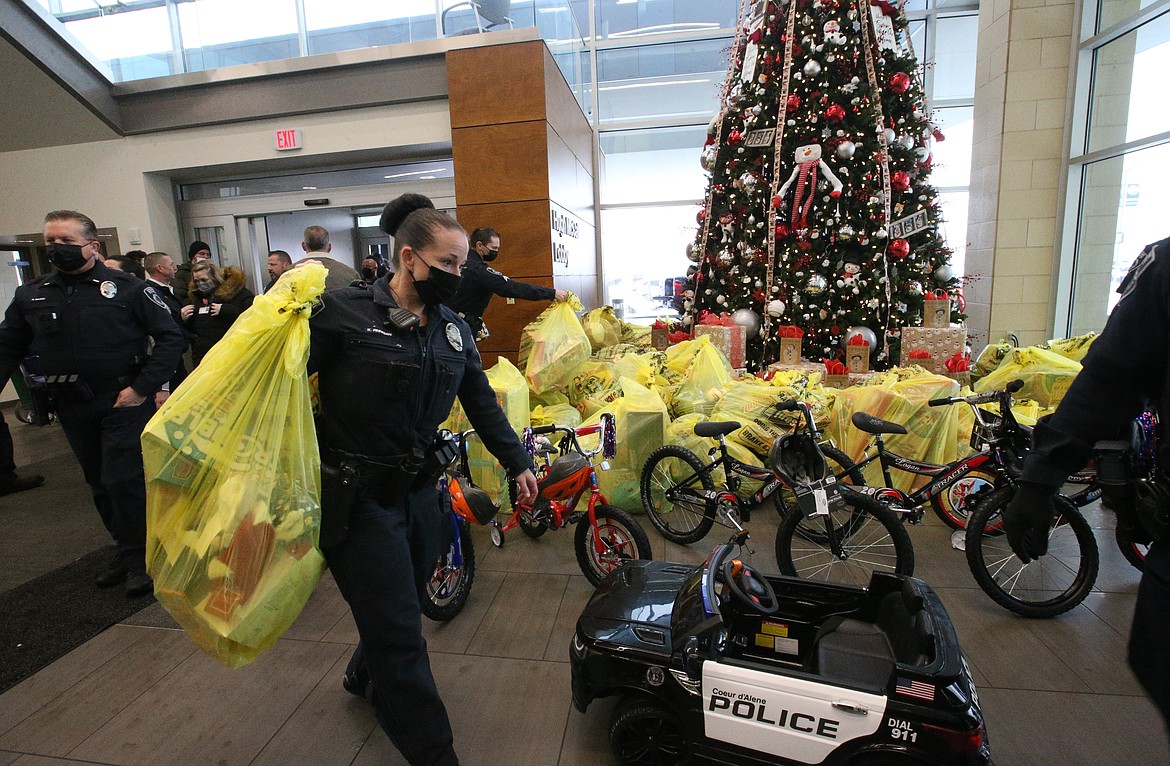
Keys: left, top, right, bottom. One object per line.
{"left": 445, "top": 323, "right": 464, "bottom": 351}
{"left": 99, "top": 281, "right": 118, "bottom": 299}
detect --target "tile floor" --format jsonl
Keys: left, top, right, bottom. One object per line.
{"left": 1, "top": 410, "right": 1168, "bottom": 765}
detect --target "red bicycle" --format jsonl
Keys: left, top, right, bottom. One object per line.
{"left": 492, "top": 413, "right": 653, "bottom": 585}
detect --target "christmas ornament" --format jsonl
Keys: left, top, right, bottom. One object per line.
{"left": 701, "top": 146, "right": 717, "bottom": 170}
{"left": 843, "top": 326, "right": 877, "bottom": 354}
{"left": 774, "top": 223, "right": 791, "bottom": 239}
{"left": 825, "top": 104, "right": 846, "bottom": 122}
{"left": 766, "top": 299, "right": 786, "bottom": 317}
{"left": 906, "top": 280, "right": 923, "bottom": 295}
{"left": 806, "top": 275, "right": 828, "bottom": 295}
{"left": 838, "top": 224, "right": 855, "bottom": 240}
{"left": 804, "top": 59, "right": 822, "bottom": 77}
{"left": 887, "top": 71, "right": 911, "bottom": 94}
{"left": 686, "top": 243, "right": 700, "bottom": 262}
{"left": 889, "top": 239, "right": 910, "bottom": 259}
{"left": 777, "top": 144, "right": 844, "bottom": 229}
{"left": 732, "top": 308, "right": 762, "bottom": 338}
{"left": 891, "top": 171, "right": 911, "bottom": 191}
{"left": 898, "top": 134, "right": 916, "bottom": 151}
{"left": 934, "top": 264, "right": 953, "bottom": 282}
{"left": 836, "top": 141, "right": 856, "bottom": 159}
{"left": 786, "top": 94, "right": 802, "bottom": 111}
{"left": 880, "top": 128, "right": 897, "bottom": 146}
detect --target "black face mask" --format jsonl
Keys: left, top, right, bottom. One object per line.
{"left": 47, "top": 243, "right": 89, "bottom": 272}
{"left": 412, "top": 259, "right": 462, "bottom": 305}
{"left": 483, "top": 248, "right": 499, "bottom": 262}
{"left": 361, "top": 267, "right": 377, "bottom": 280}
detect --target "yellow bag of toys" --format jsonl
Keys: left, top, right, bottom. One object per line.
{"left": 531, "top": 403, "right": 582, "bottom": 429}
{"left": 583, "top": 306, "right": 623, "bottom": 350}
{"left": 569, "top": 357, "right": 624, "bottom": 418}
{"left": 442, "top": 358, "right": 530, "bottom": 499}
{"left": 619, "top": 321, "right": 652, "bottom": 347}
{"left": 972, "top": 341, "right": 1012, "bottom": 381}
{"left": 578, "top": 378, "right": 668, "bottom": 512}
{"left": 1045, "top": 333, "right": 1097, "bottom": 364}
{"left": 670, "top": 338, "right": 732, "bottom": 418}
{"left": 974, "top": 346, "right": 1081, "bottom": 407}
{"left": 519, "top": 294, "right": 591, "bottom": 395}
{"left": 142, "top": 264, "right": 327, "bottom": 668}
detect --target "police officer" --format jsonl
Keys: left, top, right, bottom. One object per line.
{"left": 0, "top": 211, "right": 184, "bottom": 597}
{"left": 445, "top": 227, "right": 567, "bottom": 340}
{"left": 1005, "top": 236, "right": 1170, "bottom": 732}
{"left": 307, "top": 194, "right": 538, "bottom": 766}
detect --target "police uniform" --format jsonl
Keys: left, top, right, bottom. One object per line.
{"left": 308, "top": 275, "right": 532, "bottom": 766}
{"left": 1020, "top": 236, "right": 1170, "bottom": 725}
{"left": 0, "top": 261, "right": 184, "bottom": 575}
{"left": 445, "top": 249, "right": 555, "bottom": 335}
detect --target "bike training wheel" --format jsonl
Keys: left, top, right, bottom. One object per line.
{"left": 640, "top": 445, "right": 716, "bottom": 544}
{"left": 508, "top": 479, "right": 549, "bottom": 539}
{"left": 928, "top": 464, "right": 1001, "bottom": 530}
{"left": 964, "top": 486, "right": 1099, "bottom": 618}
{"left": 609, "top": 698, "right": 692, "bottom": 766}
{"left": 575, "top": 504, "right": 653, "bottom": 586}
{"left": 774, "top": 487, "right": 914, "bottom": 587}
{"left": 422, "top": 518, "right": 476, "bottom": 622}
{"left": 774, "top": 445, "right": 866, "bottom": 542}
{"left": 1116, "top": 527, "right": 1148, "bottom": 572}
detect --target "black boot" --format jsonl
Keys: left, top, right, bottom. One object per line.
{"left": 95, "top": 555, "right": 127, "bottom": 588}
{"left": 0, "top": 473, "right": 44, "bottom": 497}
{"left": 125, "top": 570, "right": 154, "bottom": 598}
{"left": 342, "top": 643, "right": 375, "bottom": 700}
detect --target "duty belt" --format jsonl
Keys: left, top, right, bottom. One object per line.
{"left": 320, "top": 445, "right": 425, "bottom": 503}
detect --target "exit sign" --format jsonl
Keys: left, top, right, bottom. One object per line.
{"left": 274, "top": 128, "right": 303, "bottom": 151}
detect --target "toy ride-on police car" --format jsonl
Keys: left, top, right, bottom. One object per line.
{"left": 570, "top": 534, "right": 990, "bottom": 765}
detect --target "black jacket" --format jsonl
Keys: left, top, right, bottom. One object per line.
{"left": 147, "top": 277, "right": 189, "bottom": 389}
{"left": 185, "top": 267, "right": 255, "bottom": 365}
{"left": 308, "top": 276, "right": 532, "bottom": 478}
{"left": 0, "top": 260, "right": 184, "bottom": 396}
{"left": 445, "top": 250, "right": 555, "bottom": 333}
{"left": 1023, "top": 237, "right": 1170, "bottom": 488}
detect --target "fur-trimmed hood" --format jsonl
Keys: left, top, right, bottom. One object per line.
{"left": 190, "top": 266, "right": 248, "bottom": 301}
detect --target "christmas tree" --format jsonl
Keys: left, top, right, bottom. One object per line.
{"left": 681, "top": 0, "right": 964, "bottom": 371}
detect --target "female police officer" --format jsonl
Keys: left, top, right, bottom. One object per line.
{"left": 307, "top": 193, "right": 538, "bottom": 766}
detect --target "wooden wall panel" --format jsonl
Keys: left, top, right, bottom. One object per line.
{"left": 456, "top": 200, "right": 553, "bottom": 278}
{"left": 475, "top": 275, "right": 556, "bottom": 355}
{"left": 447, "top": 41, "right": 546, "bottom": 128}
{"left": 451, "top": 121, "right": 550, "bottom": 205}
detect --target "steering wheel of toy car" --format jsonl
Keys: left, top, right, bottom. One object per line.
{"left": 719, "top": 558, "right": 780, "bottom": 615}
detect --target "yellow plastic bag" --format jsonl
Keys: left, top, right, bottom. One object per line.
{"left": 518, "top": 295, "right": 591, "bottom": 395}
{"left": 583, "top": 306, "right": 623, "bottom": 350}
{"left": 670, "top": 338, "right": 732, "bottom": 418}
{"left": 972, "top": 341, "right": 1012, "bottom": 381}
{"left": 569, "top": 357, "right": 623, "bottom": 418}
{"left": 709, "top": 372, "right": 832, "bottom": 457}
{"left": 578, "top": 378, "right": 668, "bottom": 512}
{"left": 142, "top": 264, "right": 327, "bottom": 668}
{"left": 974, "top": 346, "right": 1081, "bottom": 407}
{"left": 619, "top": 321, "right": 652, "bottom": 347}
{"left": 443, "top": 357, "right": 529, "bottom": 498}
{"left": 531, "top": 403, "right": 582, "bottom": 429}
{"left": 1045, "top": 333, "right": 1097, "bottom": 364}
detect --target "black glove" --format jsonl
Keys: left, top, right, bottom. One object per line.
{"left": 1004, "top": 482, "right": 1058, "bottom": 563}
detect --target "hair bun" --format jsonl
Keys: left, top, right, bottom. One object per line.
{"left": 380, "top": 193, "right": 436, "bottom": 236}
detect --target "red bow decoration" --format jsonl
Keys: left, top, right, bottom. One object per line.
{"left": 873, "top": 0, "right": 898, "bottom": 17}
{"left": 945, "top": 352, "right": 971, "bottom": 372}
{"left": 927, "top": 289, "right": 948, "bottom": 300}
{"left": 698, "top": 310, "right": 735, "bottom": 326}
{"left": 823, "top": 358, "right": 847, "bottom": 375}
{"left": 908, "top": 350, "right": 933, "bottom": 360}
{"left": 847, "top": 335, "right": 870, "bottom": 347}
{"left": 777, "top": 325, "right": 805, "bottom": 338}
{"left": 651, "top": 319, "right": 672, "bottom": 330}
{"left": 667, "top": 330, "right": 693, "bottom": 343}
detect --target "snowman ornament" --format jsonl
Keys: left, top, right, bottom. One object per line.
{"left": 776, "top": 143, "right": 844, "bottom": 231}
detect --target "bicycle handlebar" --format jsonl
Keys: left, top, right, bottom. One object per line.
{"left": 928, "top": 379, "right": 1025, "bottom": 409}
{"left": 927, "top": 397, "right": 952, "bottom": 407}
{"left": 530, "top": 424, "right": 557, "bottom": 435}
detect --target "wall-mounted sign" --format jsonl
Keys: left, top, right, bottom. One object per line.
{"left": 274, "top": 128, "right": 303, "bottom": 151}
{"left": 550, "top": 201, "right": 589, "bottom": 275}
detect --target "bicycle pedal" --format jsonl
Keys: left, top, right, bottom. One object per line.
{"left": 566, "top": 511, "right": 583, "bottom": 525}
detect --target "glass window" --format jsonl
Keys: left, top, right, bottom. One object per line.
{"left": 305, "top": 0, "right": 439, "bottom": 53}
{"left": 1098, "top": 0, "right": 1160, "bottom": 34}
{"left": 178, "top": 0, "right": 300, "bottom": 71}
{"left": 595, "top": 0, "right": 737, "bottom": 40}
{"left": 1087, "top": 12, "right": 1170, "bottom": 154}
{"left": 1068, "top": 142, "right": 1170, "bottom": 334}
{"left": 937, "top": 190, "right": 970, "bottom": 276}
{"left": 63, "top": 6, "right": 174, "bottom": 79}
{"left": 600, "top": 125, "right": 707, "bottom": 204}
{"left": 932, "top": 14, "right": 978, "bottom": 101}
{"left": 929, "top": 106, "right": 974, "bottom": 189}
{"left": 596, "top": 39, "right": 728, "bottom": 126}
{"left": 600, "top": 205, "right": 698, "bottom": 321}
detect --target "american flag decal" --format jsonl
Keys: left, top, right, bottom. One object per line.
{"left": 896, "top": 677, "right": 935, "bottom": 701}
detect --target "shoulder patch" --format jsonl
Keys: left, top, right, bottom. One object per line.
{"left": 1117, "top": 244, "right": 1157, "bottom": 303}
{"left": 143, "top": 285, "right": 169, "bottom": 311}
{"left": 486, "top": 267, "right": 508, "bottom": 280}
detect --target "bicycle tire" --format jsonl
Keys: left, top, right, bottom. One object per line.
{"left": 964, "top": 486, "right": 1098, "bottom": 618}
{"left": 928, "top": 464, "right": 1001, "bottom": 530}
{"left": 640, "top": 445, "right": 716, "bottom": 544}
{"left": 1116, "top": 529, "right": 1147, "bottom": 572}
{"left": 774, "top": 445, "right": 867, "bottom": 543}
{"left": 508, "top": 479, "right": 549, "bottom": 539}
{"left": 774, "top": 487, "right": 914, "bottom": 586}
{"left": 422, "top": 518, "right": 476, "bottom": 622}
{"left": 575, "top": 504, "right": 653, "bottom": 586}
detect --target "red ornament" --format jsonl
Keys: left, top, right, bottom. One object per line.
{"left": 889, "top": 239, "right": 911, "bottom": 259}
{"left": 753, "top": 288, "right": 766, "bottom": 302}
{"left": 825, "top": 104, "right": 846, "bottom": 122}
{"left": 891, "top": 171, "right": 911, "bottom": 191}
{"left": 771, "top": 195, "right": 784, "bottom": 210}
{"left": 888, "top": 72, "right": 911, "bottom": 94}
{"left": 775, "top": 223, "right": 790, "bottom": 239}
{"left": 786, "top": 94, "right": 802, "bottom": 112}
{"left": 697, "top": 209, "right": 707, "bottom": 223}
{"left": 728, "top": 130, "right": 743, "bottom": 144}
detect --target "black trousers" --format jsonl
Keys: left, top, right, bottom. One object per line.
{"left": 0, "top": 408, "right": 15, "bottom": 481}
{"left": 1130, "top": 542, "right": 1170, "bottom": 735}
{"left": 56, "top": 392, "right": 155, "bottom": 572}
{"left": 323, "top": 486, "right": 456, "bottom": 766}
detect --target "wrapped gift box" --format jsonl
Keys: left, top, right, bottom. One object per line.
{"left": 651, "top": 327, "right": 672, "bottom": 350}
{"left": 695, "top": 324, "right": 746, "bottom": 369}
{"left": 924, "top": 297, "right": 951, "bottom": 328}
{"left": 900, "top": 326, "right": 967, "bottom": 374}
{"left": 824, "top": 374, "right": 851, "bottom": 389}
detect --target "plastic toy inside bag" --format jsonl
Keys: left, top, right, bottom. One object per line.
{"left": 669, "top": 337, "right": 732, "bottom": 418}
{"left": 142, "top": 264, "right": 327, "bottom": 668}
{"left": 443, "top": 357, "right": 530, "bottom": 499}
{"left": 582, "top": 306, "right": 622, "bottom": 350}
{"left": 577, "top": 377, "right": 668, "bottom": 512}
{"left": 518, "top": 294, "right": 591, "bottom": 395}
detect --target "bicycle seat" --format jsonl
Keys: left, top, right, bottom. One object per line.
{"left": 695, "top": 421, "right": 741, "bottom": 438}
{"left": 851, "top": 412, "right": 908, "bottom": 436}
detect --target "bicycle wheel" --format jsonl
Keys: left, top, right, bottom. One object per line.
{"left": 964, "top": 486, "right": 1098, "bottom": 618}
{"left": 575, "top": 504, "right": 653, "bottom": 586}
{"left": 1116, "top": 530, "right": 1148, "bottom": 571}
{"left": 422, "top": 518, "right": 476, "bottom": 622}
{"left": 640, "top": 445, "right": 716, "bottom": 544}
{"left": 774, "top": 445, "right": 866, "bottom": 539}
{"left": 774, "top": 488, "right": 914, "bottom": 586}
{"left": 508, "top": 479, "right": 549, "bottom": 539}
{"left": 928, "top": 464, "right": 1000, "bottom": 530}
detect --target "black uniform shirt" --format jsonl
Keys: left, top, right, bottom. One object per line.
{"left": 1022, "top": 237, "right": 1170, "bottom": 488}
{"left": 307, "top": 275, "right": 533, "bottom": 478}
{"left": 0, "top": 260, "right": 185, "bottom": 396}
{"left": 445, "top": 250, "right": 555, "bottom": 333}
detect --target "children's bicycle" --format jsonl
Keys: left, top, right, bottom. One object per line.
{"left": 495, "top": 413, "right": 652, "bottom": 586}
{"left": 639, "top": 402, "right": 863, "bottom": 544}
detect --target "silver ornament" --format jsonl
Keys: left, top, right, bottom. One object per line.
{"left": 898, "top": 135, "right": 916, "bottom": 151}
{"left": 732, "top": 308, "right": 762, "bottom": 338}
{"left": 766, "top": 299, "right": 786, "bottom": 317}
{"left": 686, "top": 242, "right": 700, "bottom": 262}
{"left": 804, "top": 59, "right": 822, "bottom": 77}
{"left": 934, "top": 265, "right": 954, "bottom": 282}
{"left": 843, "top": 325, "right": 877, "bottom": 352}
{"left": 700, "top": 145, "right": 717, "bottom": 170}
{"left": 881, "top": 128, "right": 897, "bottom": 146}
{"left": 836, "top": 141, "right": 856, "bottom": 159}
